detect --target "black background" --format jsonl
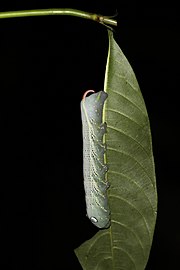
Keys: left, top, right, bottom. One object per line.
{"left": 0, "top": 1, "right": 179, "bottom": 269}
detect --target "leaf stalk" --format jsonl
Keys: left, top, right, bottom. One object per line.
{"left": 0, "top": 8, "right": 117, "bottom": 27}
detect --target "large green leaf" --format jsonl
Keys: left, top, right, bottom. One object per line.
{"left": 75, "top": 31, "right": 157, "bottom": 270}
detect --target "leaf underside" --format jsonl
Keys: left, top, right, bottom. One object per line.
{"left": 75, "top": 31, "right": 157, "bottom": 270}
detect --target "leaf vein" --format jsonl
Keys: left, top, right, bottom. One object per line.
{"left": 115, "top": 72, "right": 139, "bottom": 93}
{"left": 86, "top": 232, "right": 109, "bottom": 263}
{"left": 108, "top": 88, "right": 147, "bottom": 117}
{"left": 113, "top": 246, "right": 137, "bottom": 270}
{"left": 111, "top": 219, "right": 146, "bottom": 259}
{"left": 109, "top": 194, "right": 152, "bottom": 242}
{"left": 95, "top": 256, "right": 112, "bottom": 270}
{"left": 109, "top": 170, "right": 155, "bottom": 213}
{"left": 106, "top": 108, "right": 143, "bottom": 128}
{"left": 107, "top": 125, "right": 151, "bottom": 159}
{"left": 107, "top": 146, "right": 154, "bottom": 187}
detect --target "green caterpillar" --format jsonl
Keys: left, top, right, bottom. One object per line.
{"left": 80, "top": 90, "right": 110, "bottom": 228}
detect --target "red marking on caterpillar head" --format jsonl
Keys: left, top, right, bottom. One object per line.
{"left": 82, "top": 90, "right": 95, "bottom": 100}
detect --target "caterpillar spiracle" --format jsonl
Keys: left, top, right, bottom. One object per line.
{"left": 80, "top": 90, "right": 110, "bottom": 229}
